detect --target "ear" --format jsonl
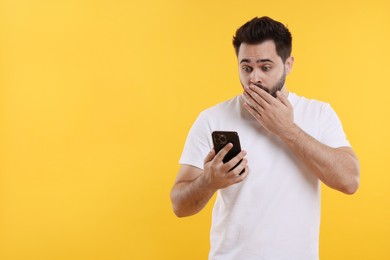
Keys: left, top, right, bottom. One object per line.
{"left": 285, "top": 56, "right": 294, "bottom": 75}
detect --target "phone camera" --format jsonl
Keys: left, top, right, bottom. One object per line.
{"left": 215, "top": 134, "right": 227, "bottom": 145}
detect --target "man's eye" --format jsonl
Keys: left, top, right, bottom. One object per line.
{"left": 262, "top": 66, "right": 271, "bottom": 71}
{"left": 243, "top": 66, "right": 252, "bottom": 72}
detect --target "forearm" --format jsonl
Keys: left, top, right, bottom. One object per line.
{"left": 280, "top": 124, "right": 360, "bottom": 194}
{"left": 170, "top": 174, "right": 217, "bottom": 217}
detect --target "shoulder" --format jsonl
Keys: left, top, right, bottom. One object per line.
{"left": 289, "top": 92, "right": 343, "bottom": 134}
{"left": 289, "top": 92, "right": 330, "bottom": 109}
{"left": 289, "top": 92, "right": 335, "bottom": 118}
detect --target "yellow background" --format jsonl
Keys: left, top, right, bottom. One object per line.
{"left": 1, "top": 0, "right": 389, "bottom": 259}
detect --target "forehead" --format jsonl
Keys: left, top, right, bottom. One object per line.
{"left": 238, "top": 41, "right": 280, "bottom": 63}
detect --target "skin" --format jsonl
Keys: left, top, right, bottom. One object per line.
{"left": 170, "top": 40, "right": 360, "bottom": 217}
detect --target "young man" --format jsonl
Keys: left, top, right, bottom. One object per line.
{"left": 170, "top": 16, "right": 360, "bottom": 260}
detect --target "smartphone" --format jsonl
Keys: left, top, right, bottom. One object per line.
{"left": 212, "top": 131, "right": 244, "bottom": 174}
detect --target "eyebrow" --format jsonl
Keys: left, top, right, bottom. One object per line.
{"left": 240, "top": 58, "right": 274, "bottom": 64}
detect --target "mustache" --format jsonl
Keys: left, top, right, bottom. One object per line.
{"left": 251, "top": 83, "right": 271, "bottom": 94}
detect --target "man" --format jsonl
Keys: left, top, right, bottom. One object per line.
{"left": 170, "top": 16, "right": 360, "bottom": 260}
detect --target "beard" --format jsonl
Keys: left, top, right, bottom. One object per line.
{"left": 243, "top": 69, "right": 286, "bottom": 98}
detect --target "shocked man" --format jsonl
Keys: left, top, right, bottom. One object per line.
{"left": 170, "top": 16, "right": 360, "bottom": 260}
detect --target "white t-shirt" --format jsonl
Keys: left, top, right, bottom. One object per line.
{"left": 179, "top": 93, "right": 350, "bottom": 260}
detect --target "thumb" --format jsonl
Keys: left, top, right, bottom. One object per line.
{"left": 204, "top": 149, "right": 216, "bottom": 164}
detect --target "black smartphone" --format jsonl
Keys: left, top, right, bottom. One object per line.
{"left": 212, "top": 131, "right": 244, "bottom": 173}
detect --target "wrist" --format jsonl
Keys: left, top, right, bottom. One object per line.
{"left": 200, "top": 171, "right": 218, "bottom": 194}
{"left": 279, "top": 123, "right": 302, "bottom": 145}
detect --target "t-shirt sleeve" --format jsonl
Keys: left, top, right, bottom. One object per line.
{"left": 319, "top": 104, "right": 351, "bottom": 148}
{"left": 179, "top": 111, "right": 213, "bottom": 170}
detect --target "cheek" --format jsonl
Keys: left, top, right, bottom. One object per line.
{"left": 239, "top": 72, "right": 250, "bottom": 84}
{"left": 267, "top": 71, "right": 282, "bottom": 84}
{"left": 274, "top": 68, "right": 285, "bottom": 79}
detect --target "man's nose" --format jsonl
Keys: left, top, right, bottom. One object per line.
{"left": 250, "top": 69, "right": 263, "bottom": 85}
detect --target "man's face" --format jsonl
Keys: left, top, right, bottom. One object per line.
{"left": 238, "top": 41, "right": 293, "bottom": 97}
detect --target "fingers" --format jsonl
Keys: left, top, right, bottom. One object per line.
{"left": 214, "top": 142, "right": 233, "bottom": 162}
{"left": 243, "top": 92, "right": 265, "bottom": 114}
{"left": 234, "top": 164, "right": 249, "bottom": 180}
{"left": 244, "top": 85, "right": 274, "bottom": 106}
{"left": 225, "top": 159, "right": 249, "bottom": 183}
{"left": 223, "top": 150, "right": 247, "bottom": 171}
{"left": 205, "top": 143, "right": 249, "bottom": 189}
{"left": 276, "top": 91, "right": 291, "bottom": 109}
{"left": 221, "top": 149, "right": 248, "bottom": 180}
{"left": 226, "top": 158, "right": 248, "bottom": 176}
{"left": 243, "top": 86, "right": 273, "bottom": 120}
{"left": 243, "top": 101, "right": 263, "bottom": 123}
{"left": 204, "top": 148, "right": 216, "bottom": 164}
{"left": 214, "top": 144, "right": 247, "bottom": 172}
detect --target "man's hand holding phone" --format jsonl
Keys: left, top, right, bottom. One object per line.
{"left": 203, "top": 142, "right": 248, "bottom": 191}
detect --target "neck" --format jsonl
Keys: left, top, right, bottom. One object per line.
{"left": 281, "top": 86, "right": 289, "bottom": 97}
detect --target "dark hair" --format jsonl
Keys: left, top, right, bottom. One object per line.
{"left": 232, "top": 16, "right": 292, "bottom": 62}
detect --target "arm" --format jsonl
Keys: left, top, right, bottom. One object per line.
{"left": 170, "top": 145, "right": 249, "bottom": 217}
{"left": 280, "top": 125, "right": 360, "bottom": 194}
{"left": 243, "top": 85, "right": 360, "bottom": 194}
